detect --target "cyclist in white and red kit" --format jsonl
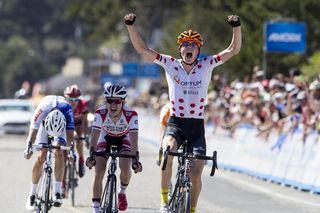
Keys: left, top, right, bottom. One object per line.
{"left": 86, "top": 84, "right": 143, "bottom": 213}
{"left": 124, "top": 12, "right": 242, "bottom": 213}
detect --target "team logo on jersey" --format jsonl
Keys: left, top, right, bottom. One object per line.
{"left": 120, "top": 118, "right": 124, "bottom": 124}
{"left": 180, "top": 80, "right": 202, "bottom": 87}
{"left": 33, "top": 109, "right": 43, "bottom": 122}
{"left": 173, "top": 75, "right": 180, "bottom": 84}
{"left": 183, "top": 90, "right": 199, "bottom": 95}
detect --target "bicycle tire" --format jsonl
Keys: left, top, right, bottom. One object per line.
{"left": 181, "top": 188, "right": 191, "bottom": 213}
{"left": 106, "top": 175, "right": 116, "bottom": 212}
{"left": 43, "top": 174, "right": 51, "bottom": 213}
{"left": 69, "top": 163, "right": 76, "bottom": 207}
{"left": 169, "top": 181, "right": 182, "bottom": 212}
{"left": 100, "top": 179, "right": 109, "bottom": 213}
{"left": 35, "top": 175, "right": 46, "bottom": 213}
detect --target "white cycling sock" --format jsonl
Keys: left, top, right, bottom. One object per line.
{"left": 54, "top": 181, "right": 62, "bottom": 194}
{"left": 119, "top": 182, "right": 128, "bottom": 194}
{"left": 92, "top": 201, "right": 100, "bottom": 213}
{"left": 29, "top": 183, "right": 38, "bottom": 195}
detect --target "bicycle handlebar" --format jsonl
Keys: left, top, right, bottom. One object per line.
{"left": 88, "top": 149, "right": 140, "bottom": 170}
{"left": 161, "top": 146, "right": 218, "bottom": 176}
{"left": 32, "top": 144, "right": 71, "bottom": 151}
{"left": 93, "top": 151, "right": 139, "bottom": 160}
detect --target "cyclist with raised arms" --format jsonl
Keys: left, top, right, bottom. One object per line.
{"left": 86, "top": 84, "right": 143, "bottom": 212}
{"left": 64, "top": 84, "right": 90, "bottom": 178}
{"left": 24, "top": 95, "right": 75, "bottom": 211}
{"left": 124, "top": 13, "right": 241, "bottom": 213}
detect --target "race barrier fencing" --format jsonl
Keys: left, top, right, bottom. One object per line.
{"left": 139, "top": 111, "right": 320, "bottom": 195}
{"left": 206, "top": 124, "right": 320, "bottom": 194}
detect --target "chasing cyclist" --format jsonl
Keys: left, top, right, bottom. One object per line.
{"left": 24, "top": 95, "right": 75, "bottom": 211}
{"left": 86, "top": 84, "right": 143, "bottom": 212}
{"left": 124, "top": 13, "right": 241, "bottom": 213}
{"left": 64, "top": 84, "right": 90, "bottom": 178}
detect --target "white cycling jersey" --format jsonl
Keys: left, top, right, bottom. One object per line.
{"left": 92, "top": 105, "right": 138, "bottom": 137}
{"left": 30, "top": 95, "right": 75, "bottom": 145}
{"left": 154, "top": 53, "right": 223, "bottom": 119}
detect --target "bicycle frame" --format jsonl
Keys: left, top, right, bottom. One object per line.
{"left": 162, "top": 141, "right": 217, "bottom": 213}
{"left": 101, "top": 147, "right": 118, "bottom": 213}
{"left": 33, "top": 142, "right": 71, "bottom": 213}
{"left": 35, "top": 146, "right": 54, "bottom": 213}
{"left": 93, "top": 145, "right": 139, "bottom": 213}
{"left": 169, "top": 144, "right": 192, "bottom": 213}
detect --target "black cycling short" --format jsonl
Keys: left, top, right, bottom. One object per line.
{"left": 163, "top": 116, "right": 206, "bottom": 155}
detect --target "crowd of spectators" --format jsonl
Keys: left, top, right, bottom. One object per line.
{"left": 204, "top": 67, "right": 320, "bottom": 149}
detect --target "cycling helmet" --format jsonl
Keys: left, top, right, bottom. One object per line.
{"left": 64, "top": 84, "right": 81, "bottom": 98}
{"left": 44, "top": 109, "right": 66, "bottom": 136}
{"left": 103, "top": 84, "right": 127, "bottom": 100}
{"left": 177, "top": 29, "right": 203, "bottom": 47}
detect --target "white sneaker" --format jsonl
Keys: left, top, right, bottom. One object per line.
{"left": 92, "top": 206, "right": 100, "bottom": 213}
{"left": 160, "top": 203, "right": 170, "bottom": 213}
{"left": 53, "top": 193, "right": 63, "bottom": 207}
{"left": 25, "top": 195, "right": 35, "bottom": 211}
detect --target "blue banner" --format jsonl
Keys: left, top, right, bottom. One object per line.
{"left": 100, "top": 75, "right": 132, "bottom": 87}
{"left": 123, "top": 63, "right": 160, "bottom": 78}
{"left": 264, "top": 22, "right": 306, "bottom": 53}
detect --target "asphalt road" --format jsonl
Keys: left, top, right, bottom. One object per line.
{"left": 1, "top": 120, "right": 320, "bottom": 212}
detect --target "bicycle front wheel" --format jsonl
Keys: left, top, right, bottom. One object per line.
{"left": 170, "top": 184, "right": 191, "bottom": 213}
{"left": 68, "top": 163, "right": 76, "bottom": 207}
{"left": 100, "top": 174, "right": 117, "bottom": 213}
{"left": 106, "top": 175, "right": 117, "bottom": 212}
{"left": 169, "top": 182, "right": 183, "bottom": 212}
{"left": 43, "top": 174, "right": 52, "bottom": 213}
{"left": 180, "top": 188, "right": 191, "bottom": 213}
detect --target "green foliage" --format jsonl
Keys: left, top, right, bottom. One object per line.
{"left": 0, "top": 36, "right": 51, "bottom": 97}
{"left": 301, "top": 51, "right": 320, "bottom": 80}
{"left": 1, "top": 0, "right": 320, "bottom": 97}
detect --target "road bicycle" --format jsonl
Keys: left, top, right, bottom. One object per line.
{"left": 32, "top": 140, "right": 70, "bottom": 213}
{"left": 90, "top": 145, "right": 139, "bottom": 213}
{"left": 161, "top": 141, "right": 217, "bottom": 213}
{"left": 63, "top": 142, "right": 77, "bottom": 206}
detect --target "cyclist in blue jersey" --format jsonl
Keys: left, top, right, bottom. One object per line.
{"left": 24, "top": 95, "right": 75, "bottom": 211}
{"left": 124, "top": 13, "right": 241, "bottom": 213}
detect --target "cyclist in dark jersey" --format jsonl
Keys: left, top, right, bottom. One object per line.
{"left": 64, "top": 84, "right": 90, "bottom": 178}
{"left": 124, "top": 12, "right": 241, "bottom": 213}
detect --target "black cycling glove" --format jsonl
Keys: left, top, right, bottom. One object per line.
{"left": 125, "top": 14, "right": 136, "bottom": 25}
{"left": 228, "top": 16, "right": 241, "bottom": 27}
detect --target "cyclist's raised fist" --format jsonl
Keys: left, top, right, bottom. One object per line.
{"left": 124, "top": 13, "right": 136, "bottom": 25}
{"left": 228, "top": 15, "right": 241, "bottom": 27}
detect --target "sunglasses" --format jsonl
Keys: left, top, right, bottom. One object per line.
{"left": 106, "top": 99, "right": 122, "bottom": 104}
{"left": 181, "top": 41, "right": 199, "bottom": 47}
{"left": 68, "top": 97, "right": 79, "bottom": 102}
